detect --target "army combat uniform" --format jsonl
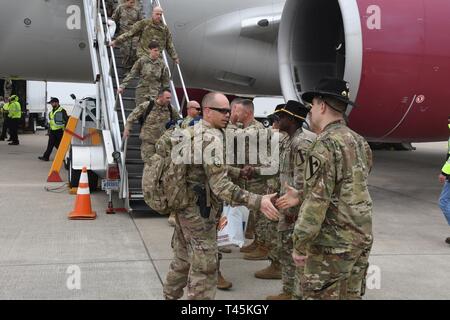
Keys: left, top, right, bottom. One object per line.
{"left": 112, "top": 3, "right": 144, "bottom": 69}
{"left": 120, "top": 55, "right": 169, "bottom": 108}
{"left": 163, "top": 120, "right": 264, "bottom": 300}
{"left": 125, "top": 99, "right": 180, "bottom": 164}
{"left": 114, "top": 19, "right": 178, "bottom": 61}
{"left": 293, "top": 120, "right": 373, "bottom": 300}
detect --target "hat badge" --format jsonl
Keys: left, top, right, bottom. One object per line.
{"left": 341, "top": 90, "right": 347, "bottom": 97}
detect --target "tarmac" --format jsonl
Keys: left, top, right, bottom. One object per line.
{"left": 0, "top": 130, "right": 449, "bottom": 300}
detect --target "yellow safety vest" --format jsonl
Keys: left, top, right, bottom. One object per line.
{"left": 49, "top": 106, "right": 65, "bottom": 131}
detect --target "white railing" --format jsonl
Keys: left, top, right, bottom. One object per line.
{"left": 152, "top": 0, "right": 190, "bottom": 107}
{"left": 84, "top": 0, "right": 129, "bottom": 200}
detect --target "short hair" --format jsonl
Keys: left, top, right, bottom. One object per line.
{"left": 230, "top": 97, "right": 244, "bottom": 108}
{"left": 158, "top": 87, "right": 171, "bottom": 97}
{"left": 239, "top": 99, "right": 254, "bottom": 113}
{"left": 148, "top": 40, "right": 159, "bottom": 50}
{"left": 316, "top": 96, "right": 347, "bottom": 114}
{"left": 202, "top": 92, "right": 219, "bottom": 108}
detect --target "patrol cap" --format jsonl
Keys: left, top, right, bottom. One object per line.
{"left": 278, "top": 100, "right": 309, "bottom": 121}
{"left": 47, "top": 97, "right": 59, "bottom": 104}
{"left": 301, "top": 78, "right": 357, "bottom": 111}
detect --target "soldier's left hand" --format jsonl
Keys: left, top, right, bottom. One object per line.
{"left": 292, "top": 252, "right": 307, "bottom": 267}
{"left": 175, "top": 58, "right": 180, "bottom": 65}
{"left": 275, "top": 182, "right": 300, "bottom": 209}
{"left": 261, "top": 193, "right": 280, "bottom": 221}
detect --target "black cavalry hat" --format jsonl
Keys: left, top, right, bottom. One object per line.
{"left": 301, "top": 78, "right": 356, "bottom": 110}
{"left": 278, "top": 100, "right": 310, "bottom": 121}
{"left": 267, "top": 103, "right": 285, "bottom": 122}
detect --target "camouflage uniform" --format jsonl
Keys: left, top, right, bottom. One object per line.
{"left": 163, "top": 120, "right": 263, "bottom": 300}
{"left": 293, "top": 120, "right": 373, "bottom": 300}
{"left": 120, "top": 55, "right": 169, "bottom": 107}
{"left": 125, "top": 99, "right": 180, "bottom": 164}
{"left": 180, "top": 116, "right": 193, "bottom": 129}
{"left": 112, "top": 3, "right": 143, "bottom": 69}
{"left": 114, "top": 19, "right": 178, "bottom": 61}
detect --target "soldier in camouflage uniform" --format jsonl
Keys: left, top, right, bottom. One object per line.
{"left": 123, "top": 88, "right": 180, "bottom": 164}
{"left": 249, "top": 101, "right": 314, "bottom": 299}
{"left": 118, "top": 41, "right": 169, "bottom": 108}
{"left": 180, "top": 100, "right": 201, "bottom": 129}
{"left": 111, "top": 6, "right": 179, "bottom": 64}
{"left": 224, "top": 99, "right": 268, "bottom": 260}
{"left": 254, "top": 105, "right": 286, "bottom": 280}
{"left": 112, "top": 0, "right": 143, "bottom": 70}
{"left": 277, "top": 78, "right": 373, "bottom": 300}
{"left": 163, "top": 92, "right": 279, "bottom": 300}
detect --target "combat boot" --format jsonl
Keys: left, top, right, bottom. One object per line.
{"left": 254, "top": 260, "right": 281, "bottom": 279}
{"left": 445, "top": 237, "right": 450, "bottom": 244}
{"left": 243, "top": 244, "right": 269, "bottom": 260}
{"left": 266, "top": 292, "right": 292, "bottom": 300}
{"left": 168, "top": 213, "right": 176, "bottom": 227}
{"left": 217, "top": 271, "right": 232, "bottom": 290}
{"left": 240, "top": 240, "right": 258, "bottom": 253}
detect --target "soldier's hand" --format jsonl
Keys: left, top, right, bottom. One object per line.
{"left": 117, "top": 87, "right": 124, "bottom": 95}
{"left": 174, "top": 58, "right": 180, "bottom": 65}
{"left": 261, "top": 193, "right": 279, "bottom": 221}
{"left": 292, "top": 252, "right": 307, "bottom": 267}
{"left": 439, "top": 174, "right": 447, "bottom": 184}
{"left": 110, "top": 40, "right": 116, "bottom": 47}
{"left": 123, "top": 128, "right": 130, "bottom": 140}
{"left": 240, "top": 165, "right": 255, "bottom": 180}
{"left": 275, "top": 182, "right": 300, "bottom": 209}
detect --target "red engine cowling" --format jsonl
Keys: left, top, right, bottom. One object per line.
{"left": 278, "top": 0, "right": 450, "bottom": 142}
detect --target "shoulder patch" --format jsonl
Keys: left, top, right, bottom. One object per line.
{"left": 305, "top": 155, "right": 322, "bottom": 180}
{"left": 295, "top": 149, "right": 306, "bottom": 166}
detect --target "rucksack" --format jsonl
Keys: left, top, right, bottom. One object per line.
{"left": 139, "top": 98, "right": 173, "bottom": 126}
{"left": 142, "top": 126, "right": 194, "bottom": 215}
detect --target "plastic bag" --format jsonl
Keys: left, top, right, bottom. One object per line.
{"left": 217, "top": 205, "right": 249, "bottom": 248}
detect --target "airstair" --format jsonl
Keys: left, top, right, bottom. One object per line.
{"left": 84, "top": 0, "right": 189, "bottom": 213}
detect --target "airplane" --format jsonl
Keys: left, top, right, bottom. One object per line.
{"left": 1, "top": 0, "right": 449, "bottom": 143}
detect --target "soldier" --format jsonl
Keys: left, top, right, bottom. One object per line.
{"left": 123, "top": 88, "right": 180, "bottom": 164}
{"left": 254, "top": 104, "right": 286, "bottom": 281}
{"left": 232, "top": 100, "right": 270, "bottom": 261}
{"left": 180, "top": 100, "right": 201, "bottom": 129}
{"left": 110, "top": 6, "right": 180, "bottom": 64}
{"left": 112, "top": 0, "right": 144, "bottom": 70}
{"left": 118, "top": 41, "right": 169, "bottom": 108}
{"left": 277, "top": 78, "right": 373, "bottom": 300}
{"left": 248, "top": 101, "right": 313, "bottom": 299}
{"left": 163, "top": 92, "right": 279, "bottom": 300}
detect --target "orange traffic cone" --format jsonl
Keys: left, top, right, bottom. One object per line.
{"left": 69, "top": 167, "right": 96, "bottom": 220}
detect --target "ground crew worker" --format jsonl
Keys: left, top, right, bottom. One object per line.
{"left": 180, "top": 100, "right": 201, "bottom": 129}
{"left": 123, "top": 88, "right": 180, "bottom": 164}
{"left": 118, "top": 41, "right": 169, "bottom": 108}
{"left": 5, "top": 95, "right": 21, "bottom": 145}
{"left": 277, "top": 78, "right": 373, "bottom": 300}
{"left": 439, "top": 116, "right": 450, "bottom": 243}
{"left": 110, "top": 6, "right": 180, "bottom": 64}
{"left": 38, "top": 97, "right": 69, "bottom": 161}
{"left": 163, "top": 92, "right": 279, "bottom": 300}
{"left": 0, "top": 96, "right": 9, "bottom": 141}
{"left": 112, "top": 0, "right": 144, "bottom": 70}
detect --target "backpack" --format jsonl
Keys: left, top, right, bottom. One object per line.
{"left": 139, "top": 98, "right": 173, "bottom": 126}
{"left": 142, "top": 126, "right": 194, "bottom": 215}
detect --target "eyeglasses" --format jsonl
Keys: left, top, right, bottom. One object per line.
{"left": 207, "top": 107, "right": 231, "bottom": 115}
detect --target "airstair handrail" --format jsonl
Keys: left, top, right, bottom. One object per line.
{"left": 98, "top": 0, "right": 130, "bottom": 200}
{"left": 152, "top": 0, "right": 190, "bottom": 105}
